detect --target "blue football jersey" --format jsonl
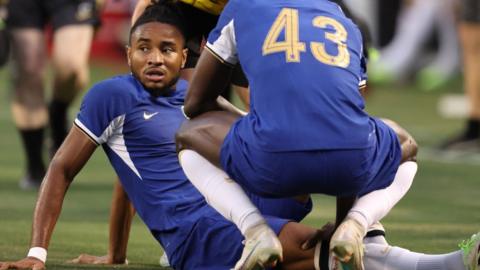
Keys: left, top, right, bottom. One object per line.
{"left": 75, "top": 75, "right": 217, "bottom": 257}
{"left": 207, "top": 0, "right": 373, "bottom": 151}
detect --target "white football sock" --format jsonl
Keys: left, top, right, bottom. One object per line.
{"left": 347, "top": 161, "right": 418, "bottom": 230}
{"left": 364, "top": 243, "right": 465, "bottom": 270}
{"left": 364, "top": 235, "right": 389, "bottom": 246}
{"left": 179, "top": 149, "right": 265, "bottom": 235}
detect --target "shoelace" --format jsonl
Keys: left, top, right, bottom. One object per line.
{"left": 458, "top": 234, "right": 480, "bottom": 266}
{"left": 459, "top": 237, "right": 475, "bottom": 251}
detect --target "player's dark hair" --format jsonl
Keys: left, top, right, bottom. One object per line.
{"left": 129, "top": 0, "right": 187, "bottom": 45}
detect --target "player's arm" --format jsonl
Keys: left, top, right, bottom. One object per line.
{"left": 131, "top": 0, "right": 167, "bottom": 25}
{"left": 108, "top": 181, "right": 136, "bottom": 263}
{"left": 70, "top": 181, "right": 135, "bottom": 265}
{"left": 0, "top": 126, "right": 97, "bottom": 270}
{"left": 131, "top": 0, "right": 151, "bottom": 25}
{"left": 183, "top": 48, "right": 235, "bottom": 118}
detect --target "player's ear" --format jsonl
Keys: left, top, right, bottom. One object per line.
{"left": 181, "top": 48, "right": 188, "bottom": 68}
{"left": 126, "top": 45, "right": 132, "bottom": 68}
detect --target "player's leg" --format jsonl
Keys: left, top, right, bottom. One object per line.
{"left": 290, "top": 223, "right": 479, "bottom": 270}
{"left": 173, "top": 210, "right": 480, "bottom": 270}
{"left": 7, "top": 0, "right": 48, "bottom": 189}
{"left": 177, "top": 111, "right": 282, "bottom": 269}
{"left": 364, "top": 232, "right": 480, "bottom": 270}
{"left": 331, "top": 118, "right": 418, "bottom": 269}
{"left": 48, "top": 0, "right": 97, "bottom": 153}
{"left": 171, "top": 211, "right": 322, "bottom": 270}
{"left": 440, "top": 0, "right": 480, "bottom": 150}
{"left": 0, "top": 2, "right": 9, "bottom": 68}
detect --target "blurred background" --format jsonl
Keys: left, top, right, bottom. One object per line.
{"left": 0, "top": 0, "right": 479, "bottom": 269}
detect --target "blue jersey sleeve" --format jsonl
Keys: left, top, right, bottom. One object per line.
{"left": 75, "top": 76, "right": 135, "bottom": 145}
{"left": 206, "top": 0, "right": 239, "bottom": 65}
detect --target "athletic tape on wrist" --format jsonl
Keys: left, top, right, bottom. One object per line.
{"left": 27, "top": 247, "right": 47, "bottom": 263}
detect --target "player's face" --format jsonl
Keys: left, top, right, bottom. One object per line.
{"left": 127, "top": 22, "right": 187, "bottom": 94}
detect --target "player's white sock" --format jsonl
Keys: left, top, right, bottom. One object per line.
{"left": 179, "top": 149, "right": 265, "bottom": 235}
{"left": 364, "top": 235, "right": 389, "bottom": 246}
{"left": 364, "top": 243, "right": 465, "bottom": 270}
{"left": 347, "top": 161, "right": 418, "bottom": 230}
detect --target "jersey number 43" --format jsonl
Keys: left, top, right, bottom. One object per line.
{"left": 262, "top": 8, "right": 350, "bottom": 68}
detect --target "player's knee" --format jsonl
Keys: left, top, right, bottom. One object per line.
{"left": 401, "top": 133, "right": 418, "bottom": 162}
{"left": 175, "top": 121, "right": 197, "bottom": 151}
{"left": 54, "top": 61, "right": 89, "bottom": 90}
{"left": 382, "top": 118, "right": 418, "bottom": 162}
{"left": 13, "top": 86, "right": 45, "bottom": 108}
{"left": 74, "top": 67, "right": 89, "bottom": 90}
{"left": 16, "top": 61, "right": 44, "bottom": 84}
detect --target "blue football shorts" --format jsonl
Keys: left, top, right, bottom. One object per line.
{"left": 166, "top": 193, "right": 311, "bottom": 269}
{"left": 169, "top": 212, "right": 288, "bottom": 269}
{"left": 220, "top": 117, "right": 402, "bottom": 198}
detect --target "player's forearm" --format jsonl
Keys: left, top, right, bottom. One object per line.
{"left": 131, "top": 0, "right": 151, "bottom": 25}
{"left": 108, "top": 181, "right": 136, "bottom": 264}
{"left": 30, "top": 163, "right": 72, "bottom": 249}
{"left": 30, "top": 127, "right": 97, "bottom": 251}
{"left": 184, "top": 49, "right": 234, "bottom": 118}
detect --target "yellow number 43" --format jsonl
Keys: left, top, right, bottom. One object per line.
{"left": 262, "top": 8, "right": 350, "bottom": 68}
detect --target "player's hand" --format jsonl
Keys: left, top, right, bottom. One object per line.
{"left": 301, "top": 222, "right": 336, "bottom": 250}
{"left": 0, "top": 257, "right": 45, "bottom": 270}
{"left": 68, "top": 254, "right": 127, "bottom": 265}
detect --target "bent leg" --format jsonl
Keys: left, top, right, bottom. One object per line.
{"left": 10, "top": 28, "right": 47, "bottom": 184}
{"left": 381, "top": 118, "right": 418, "bottom": 162}
{"left": 176, "top": 110, "right": 239, "bottom": 166}
{"left": 348, "top": 118, "right": 418, "bottom": 228}
{"left": 332, "top": 119, "right": 418, "bottom": 269}
{"left": 364, "top": 243, "right": 467, "bottom": 270}
{"left": 50, "top": 25, "right": 94, "bottom": 151}
{"left": 278, "top": 222, "right": 317, "bottom": 270}
{"left": 279, "top": 222, "right": 470, "bottom": 270}
{"left": 177, "top": 111, "right": 282, "bottom": 269}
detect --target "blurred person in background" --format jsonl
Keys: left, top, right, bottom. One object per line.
{"left": 369, "top": 0, "right": 459, "bottom": 91}
{"left": 440, "top": 0, "right": 480, "bottom": 150}
{"left": 0, "top": 0, "right": 8, "bottom": 67}
{"left": 5, "top": 0, "right": 101, "bottom": 189}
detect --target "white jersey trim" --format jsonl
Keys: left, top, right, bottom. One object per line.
{"left": 75, "top": 118, "right": 101, "bottom": 145}
{"left": 75, "top": 116, "right": 142, "bottom": 180}
{"left": 206, "top": 19, "right": 238, "bottom": 65}
{"left": 359, "top": 79, "right": 367, "bottom": 88}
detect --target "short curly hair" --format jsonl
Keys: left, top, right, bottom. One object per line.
{"left": 129, "top": 0, "right": 187, "bottom": 45}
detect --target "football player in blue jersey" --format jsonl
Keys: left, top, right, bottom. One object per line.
{"left": 1, "top": 2, "right": 480, "bottom": 270}
{"left": 176, "top": 0, "right": 420, "bottom": 269}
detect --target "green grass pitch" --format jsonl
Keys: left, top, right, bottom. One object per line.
{"left": 0, "top": 61, "right": 479, "bottom": 269}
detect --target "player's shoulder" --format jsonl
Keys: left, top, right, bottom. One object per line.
{"left": 82, "top": 74, "right": 140, "bottom": 109}
{"left": 90, "top": 74, "right": 137, "bottom": 94}
{"left": 85, "top": 74, "right": 140, "bottom": 101}
{"left": 175, "top": 79, "right": 188, "bottom": 97}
